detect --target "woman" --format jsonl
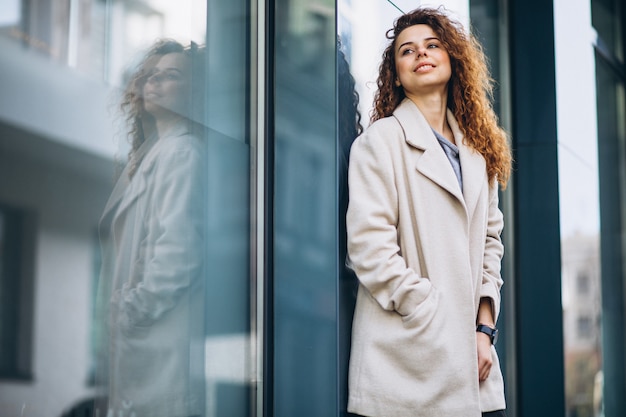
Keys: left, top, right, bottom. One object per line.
{"left": 346, "top": 7, "right": 511, "bottom": 417}
{"left": 97, "top": 40, "right": 207, "bottom": 417}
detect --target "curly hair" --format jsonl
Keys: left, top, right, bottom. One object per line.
{"left": 120, "top": 39, "right": 207, "bottom": 178}
{"left": 119, "top": 39, "right": 185, "bottom": 177}
{"left": 372, "top": 7, "right": 512, "bottom": 188}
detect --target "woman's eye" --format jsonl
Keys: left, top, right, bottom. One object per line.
{"left": 427, "top": 43, "right": 438, "bottom": 49}
{"left": 401, "top": 48, "right": 413, "bottom": 56}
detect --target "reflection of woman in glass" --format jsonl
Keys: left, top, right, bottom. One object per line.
{"left": 346, "top": 8, "right": 511, "bottom": 417}
{"left": 98, "top": 39, "right": 206, "bottom": 417}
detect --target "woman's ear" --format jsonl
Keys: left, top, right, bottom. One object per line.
{"left": 395, "top": 78, "right": 401, "bottom": 87}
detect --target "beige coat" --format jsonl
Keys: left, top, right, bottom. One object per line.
{"left": 98, "top": 122, "right": 207, "bottom": 417}
{"left": 347, "top": 98, "right": 506, "bottom": 417}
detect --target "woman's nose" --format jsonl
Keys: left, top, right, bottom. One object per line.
{"left": 147, "top": 72, "right": 162, "bottom": 84}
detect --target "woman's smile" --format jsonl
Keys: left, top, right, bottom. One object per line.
{"left": 414, "top": 62, "right": 436, "bottom": 72}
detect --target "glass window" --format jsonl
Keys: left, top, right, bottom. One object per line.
{"left": 557, "top": 0, "right": 626, "bottom": 416}
{"left": 0, "top": 1, "right": 255, "bottom": 417}
{"left": 577, "top": 272, "right": 591, "bottom": 294}
{"left": 592, "top": 0, "right": 624, "bottom": 62}
{"left": 0, "top": 204, "right": 35, "bottom": 381}
{"left": 577, "top": 316, "right": 593, "bottom": 339}
{"left": 272, "top": 1, "right": 338, "bottom": 415}
{"left": 596, "top": 46, "right": 626, "bottom": 417}
{"left": 554, "top": 1, "right": 604, "bottom": 416}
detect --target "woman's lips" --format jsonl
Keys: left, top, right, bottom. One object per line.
{"left": 414, "top": 63, "right": 435, "bottom": 72}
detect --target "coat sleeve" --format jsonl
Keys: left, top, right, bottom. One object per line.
{"left": 114, "top": 137, "right": 206, "bottom": 333}
{"left": 346, "top": 126, "right": 436, "bottom": 318}
{"left": 480, "top": 180, "right": 505, "bottom": 322}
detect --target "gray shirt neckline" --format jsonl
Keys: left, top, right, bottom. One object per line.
{"left": 432, "top": 129, "right": 463, "bottom": 193}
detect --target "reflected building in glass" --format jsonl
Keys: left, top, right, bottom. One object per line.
{"left": 0, "top": 0, "right": 625, "bottom": 416}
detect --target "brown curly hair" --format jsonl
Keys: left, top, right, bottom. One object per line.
{"left": 120, "top": 39, "right": 185, "bottom": 177}
{"left": 372, "top": 7, "right": 512, "bottom": 188}
{"left": 120, "top": 39, "right": 207, "bottom": 178}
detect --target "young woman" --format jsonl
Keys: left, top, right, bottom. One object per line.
{"left": 97, "top": 40, "right": 207, "bottom": 417}
{"left": 346, "top": 7, "right": 511, "bottom": 417}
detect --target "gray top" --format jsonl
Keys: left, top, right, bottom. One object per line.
{"left": 432, "top": 129, "right": 463, "bottom": 193}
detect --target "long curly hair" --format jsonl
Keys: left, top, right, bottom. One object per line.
{"left": 120, "top": 39, "right": 206, "bottom": 178}
{"left": 372, "top": 7, "right": 512, "bottom": 188}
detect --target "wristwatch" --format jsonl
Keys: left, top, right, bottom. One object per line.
{"left": 476, "top": 324, "right": 499, "bottom": 345}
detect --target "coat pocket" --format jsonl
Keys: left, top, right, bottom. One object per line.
{"left": 400, "top": 285, "right": 440, "bottom": 332}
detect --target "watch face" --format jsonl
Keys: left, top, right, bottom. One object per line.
{"left": 492, "top": 328, "right": 499, "bottom": 345}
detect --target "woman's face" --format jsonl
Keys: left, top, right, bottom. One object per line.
{"left": 394, "top": 24, "right": 451, "bottom": 99}
{"left": 143, "top": 52, "right": 191, "bottom": 119}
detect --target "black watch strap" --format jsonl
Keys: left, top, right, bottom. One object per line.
{"left": 476, "top": 324, "right": 499, "bottom": 345}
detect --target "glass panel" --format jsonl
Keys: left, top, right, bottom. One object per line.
{"left": 592, "top": 0, "right": 623, "bottom": 62}
{"left": 204, "top": 1, "right": 254, "bottom": 416}
{"left": 557, "top": 1, "right": 626, "bottom": 416}
{"left": 596, "top": 50, "right": 626, "bottom": 417}
{"left": 0, "top": 1, "right": 254, "bottom": 417}
{"left": 337, "top": 29, "right": 363, "bottom": 417}
{"left": 0, "top": 0, "right": 20, "bottom": 27}
{"left": 554, "top": 2, "right": 604, "bottom": 417}
{"left": 272, "top": 0, "right": 337, "bottom": 415}
{"left": 470, "top": 0, "right": 504, "bottom": 116}
{"left": 468, "top": 3, "right": 516, "bottom": 412}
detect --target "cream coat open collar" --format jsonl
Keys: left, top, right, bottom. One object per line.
{"left": 100, "top": 121, "right": 191, "bottom": 225}
{"left": 392, "top": 98, "right": 486, "bottom": 221}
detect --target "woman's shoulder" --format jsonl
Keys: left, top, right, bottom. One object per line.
{"left": 367, "top": 115, "right": 403, "bottom": 135}
{"left": 352, "top": 115, "right": 404, "bottom": 152}
{"left": 158, "top": 129, "right": 205, "bottom": 154}
{"left": 139, "top": 130, "right": 204, "bottom": 173}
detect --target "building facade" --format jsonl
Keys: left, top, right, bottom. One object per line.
{"left": 0, "top": 0, "right": 624, "bottom": 416}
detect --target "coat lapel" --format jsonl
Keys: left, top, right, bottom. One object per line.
{"left": 101, "top": 165, "right": 130, "bottom": 226}
{"left": 100, "top": 135, "right": 157, "bottom": 227}
{"left": 102, "top": 121, "right": 189, "bottom": 218}
{"left": 100, "top": 121, "right": 190, "bottom": 229}
{"left": 450, "top": 111, "right": 487, "bottom": 219}
{"left": 393, "top": 99, "right": 465, "bottom": 207}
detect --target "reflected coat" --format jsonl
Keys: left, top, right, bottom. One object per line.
{"left": 98, "top": 122, "right": 206, "bottom": 417}
{"left": 346, "top": 98, "right": 506, "bottom": 417}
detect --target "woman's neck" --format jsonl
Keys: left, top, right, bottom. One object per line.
{"left": 407, "top": 92, "right": 454, "bottom": 144}
{"left": 154, "top": 114, "right": 186, "bottom": 138}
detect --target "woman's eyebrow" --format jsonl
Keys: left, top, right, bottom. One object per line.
{"left": 153, "top": 67, "right": 184, "bottom": 73}
{"left": 397, "top": 37, "right": 441, "bottom": 51}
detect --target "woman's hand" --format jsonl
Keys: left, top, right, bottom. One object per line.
{"left": 476, "top": 297, "right": 495, "bottom": 382}
{"left": 477, "top": 331, "right": 493, "bottom": 381}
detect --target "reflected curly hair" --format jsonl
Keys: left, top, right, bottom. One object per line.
{"left": 372, "top": 7, "right": 512, "bottom": 188}
{"left": 121, "top": 39, "right": 206, "bottom": 178}
{"left": 120, "top": 39, "right": 185, "bottom": 177}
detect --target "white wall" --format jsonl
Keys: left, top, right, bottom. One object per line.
{"left": 0, "top": 119, "right": 114, "bottom": 417}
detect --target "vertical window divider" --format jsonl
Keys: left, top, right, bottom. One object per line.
{"left": 251, "top": 0, "right": 271, "bottom": 415}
